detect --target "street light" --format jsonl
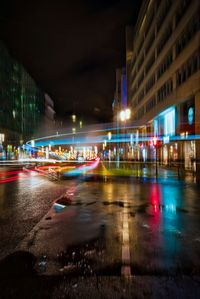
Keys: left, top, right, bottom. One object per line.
{"left": 119, "top": 108, "right": 131, "bottom": 122}
{"left": 119, "top": 108, "right": 131, "bottom": 161}
{"left": 108, "top": 131, "right": 112, "bottom": 140}
{"left": 108, "top": 132, "right": 112, "bottom": 161}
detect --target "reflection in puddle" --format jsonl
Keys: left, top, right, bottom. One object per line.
{"left": 56, "top": 229, "right": 108, "bottom": 276}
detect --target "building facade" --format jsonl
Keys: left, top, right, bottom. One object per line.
{"left": 0, "top": 41, "right": 45, "bottom": 158}
{"left": 126, "top": 0, "right": 200, "bottom": 175}
{"left": 44, "top": 93, "right": 56, "bottom": 133}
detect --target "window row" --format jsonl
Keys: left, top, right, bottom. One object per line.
{"left": 157, "top": 0, "right": 172, "bottom": 34}
{"left": 131, "top": 85, "right": 137, "bottom": 98}
{"left": 138, "top": 89, "right": 144, "bottom": 104}
{"left": 176, "top": 49, "right": 200, "bottom": 86}
{"left": 138, "top": 71, "right": 144, "bottom": 88}
{"left": 146, "top": 96, "right": 156, "bottom": 113}
{"left": 146, "top": 74, "right": 155, "bottom": 93}
{"left": 157, "top": 78, "right": 173, "bottom": 103}
{"left": 146, "top": 53, "right": 155, "bottom": 74}
{"left": 138, "top": 54, "right": 144, "bottom": 72}
{"left": 175, "top": 0, "right": 191, "bottom": 28}
{"left": 144, "top": 9, "right": 155, "bottom": 37}
{"left": 132, "top": 98, "right": 138, "bottom": 108}
{"left": 145, "top": 31, "right": 155, "bottom": 55}
{"left": 137, "top": 106, "right": 145, "bottom": 120}
{"left": 176, "top": 12, "right": 200, "bottom": 56}
{"left": 157, "top": 50, "right": 173, "bottom": 79}
{"left": 157, "top": 24, "right": 172, "bottom": 56}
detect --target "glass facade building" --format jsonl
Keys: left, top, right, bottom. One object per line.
{"left": 0, "top": 41, "right": 44, "bottom": 151}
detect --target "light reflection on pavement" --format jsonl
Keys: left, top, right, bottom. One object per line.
{"left": 15, "top": 176, "right": 200, "bottom": 276}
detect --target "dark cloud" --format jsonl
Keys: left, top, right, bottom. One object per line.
{"left": 0, "top": 0, "right": 141, "bottom": 122}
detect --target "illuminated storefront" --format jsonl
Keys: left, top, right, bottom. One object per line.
{"left": 151, "top": 99, "right": 197, "bottom": 170}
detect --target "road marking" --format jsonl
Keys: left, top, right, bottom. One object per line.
{"left": 121, "top": 207, "right": 131, "bottom": 277}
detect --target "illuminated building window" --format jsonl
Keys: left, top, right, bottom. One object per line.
{"left": 164, "top": 108, "right": 175, "bottom": 136}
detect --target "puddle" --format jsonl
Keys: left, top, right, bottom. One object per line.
{"left": 102, "top": 201, "right": 129, "bottom": 208}
{"left": 56, "top": 232, "right": 106, "bottom": 276}
{"left": 86, "top": 201, "right": 97, "bottom": 206}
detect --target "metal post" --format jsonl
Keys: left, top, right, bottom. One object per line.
{"left": 156, "top": 145, "right": 158, "bottom": 177}
{"left": 116, "top": 115, "right": 120, "bottom": 168}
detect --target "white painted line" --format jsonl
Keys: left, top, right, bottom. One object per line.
{"left": 122, "top": 244, "right": 130, "bottom": 262}
{"left": 121, "top": 265, "right": 131, "bottom": 276}
{"left": 121, "top": 207, "right": 131, "bottom": 277}
{"left": 123, "top": 230, "right": 129, "bottom": 243}
{"left": 123, "top": 222, "right": 129, "bottom": 229}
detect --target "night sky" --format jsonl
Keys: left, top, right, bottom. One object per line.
{"left": 0, "top": 0, "right": 141, "bottom": 123}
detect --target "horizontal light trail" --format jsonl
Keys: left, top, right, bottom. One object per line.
{"left": 0, "top": 168, "right": 42, "bottom": 184}
{"left": 26, "top": 132, "right": 200, "bottom": 148}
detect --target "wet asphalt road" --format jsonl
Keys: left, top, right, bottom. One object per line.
{"left": 1, "top": 166, "right": 200, "bottom": 277}
{"left": 0, "top": 166, "right": 71, "bottom": 260}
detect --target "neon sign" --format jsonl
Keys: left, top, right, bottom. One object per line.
{"left": 188, "top": 107, "right": 194, "bottom": 125}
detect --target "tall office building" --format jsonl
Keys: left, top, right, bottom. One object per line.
{"left": 126, "top": 0, "right": 200, "bottom": 173}
{"left": 0, "top": 41, "right": 44, "bottom": 157}
{"left": 43, "top": 93, "right": 56, "bottom": 133}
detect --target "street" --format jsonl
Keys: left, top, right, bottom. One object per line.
{"left": 1, "top": 165, "right": 200, "bottom": 277}
{"left": 0, "top": 166, "right": 71, "bottom": 260}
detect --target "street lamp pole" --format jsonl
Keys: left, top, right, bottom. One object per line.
{"left": 116, "top": 115, "right": 120, "bottom": 168}
{"left": 156, "top": 144, "right": 158, "bottom": 177}
{"left": 108, "top": 132, "right": 112, "bottom": 162}
{"left": 153, "top": 137, "right": 158, "bottom": 177}
{"left": 119, "top": 108, "right": 131, "bottom": 161}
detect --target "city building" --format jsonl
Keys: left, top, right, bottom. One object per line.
{"left": 126, "top": 0, "right": 200, "bottom": 175}
{"left": 44, "top": 93, "right": 56, "bottom": 133}
{"left": 112, "top": 68, "right": 127, "bottom": 121}
{"left": 0, "top": 41, "right": 45, "bottom": 158}
{"left": 112, "top": 68, "right": 131, "bottom": 160}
